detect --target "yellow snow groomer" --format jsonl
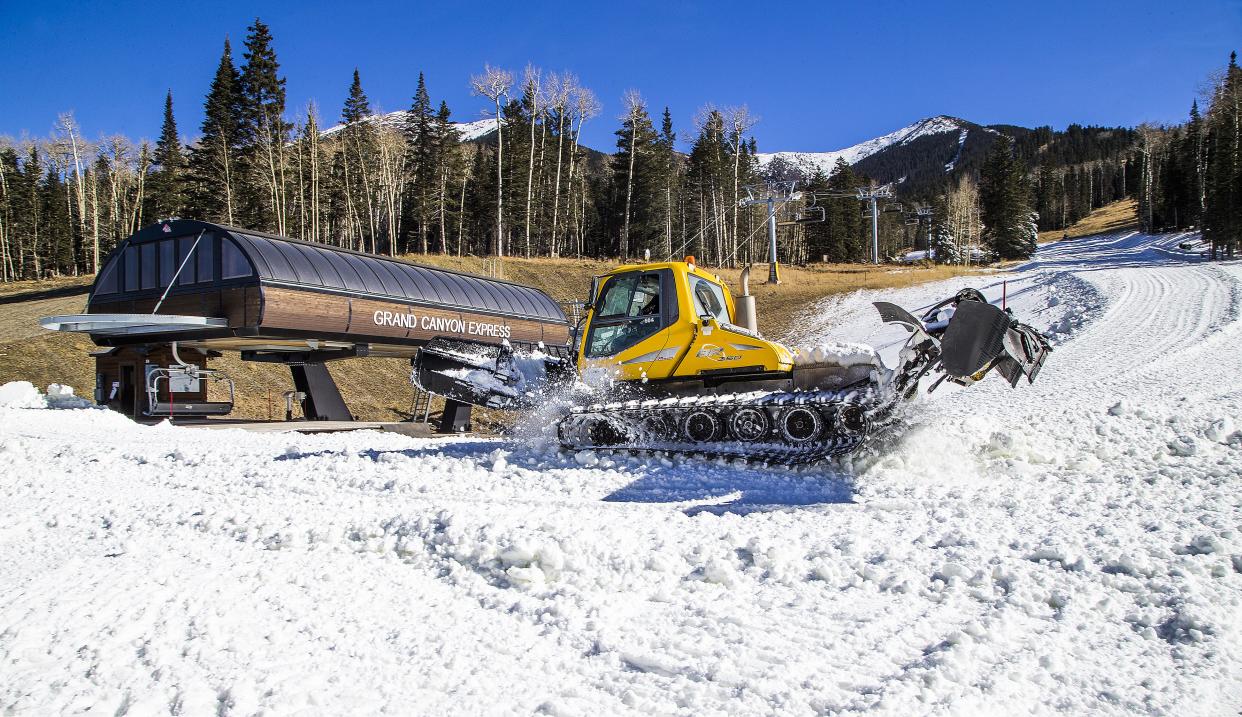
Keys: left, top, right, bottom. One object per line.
{"left": 415, "top": 256, "right": 1051, "bottom": 463}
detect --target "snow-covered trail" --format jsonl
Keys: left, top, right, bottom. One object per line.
{"left": 2, "top": 232, "right": 1241, "bottom": 715}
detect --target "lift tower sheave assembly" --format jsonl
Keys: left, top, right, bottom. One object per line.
{"left": 857, "top": 184, "right": 894, "bottom": 265}
{"left": 740, "top": 181, "right": 801, "bottom": 284}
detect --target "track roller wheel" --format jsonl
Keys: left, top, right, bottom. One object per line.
{"left": 729, "top": 407, "right": 770, "bottom": 442}
{"left": 779, "top": 406, "right": 823, "bottom": 444}
{"left": 835, "top": 404, "right": 870, "bottom": 435}
{"left": 682, "top": 409, "right": 721, "bottom": 442}
{"left": 639, "top": 413, "right": 675, "bottom": 441}
{"left": 587, "top": 416, "right": 629, "bottom": 446}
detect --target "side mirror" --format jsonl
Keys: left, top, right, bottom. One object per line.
{"left": 587, "top": 276, "right": 601, "bottom": 310}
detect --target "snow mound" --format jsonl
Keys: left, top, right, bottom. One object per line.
{"left": 0, "top": 381, "right": 94, "bottom": 409}
{"left": 0, "top": 381, "right": 44, "bottom": 408}
{"left": 792, "top": 341, "right": 880, "bottom": 368}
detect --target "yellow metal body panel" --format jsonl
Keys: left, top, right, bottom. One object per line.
{"left": 577, "top": 260, "right": 793, "bottom": 385}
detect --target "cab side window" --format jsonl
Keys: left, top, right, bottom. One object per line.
{"left": 691, "top": 277, "right": 730, "bottom": 323}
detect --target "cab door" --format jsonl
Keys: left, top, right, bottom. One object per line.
{"left": 677, "top": 274, "right": 773, "bottom": 377}
{"left": 580, "top": 270, "right": 677, "bottom": 383}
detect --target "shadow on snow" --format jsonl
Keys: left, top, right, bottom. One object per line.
{"left": 276, "top": 440, "right": 855, "bottom": 515}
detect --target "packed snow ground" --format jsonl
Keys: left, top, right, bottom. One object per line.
{"left": 3, "top": 230, "right": 1242, "bottom": 714}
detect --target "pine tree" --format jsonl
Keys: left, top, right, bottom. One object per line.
{"left": 612, "top": 92, "right": 660, "bottom": 259}
{"left": 188, "top": 39, "right": 243, "bottom": 224}
{"left": 1185, "top": 100, "right": 1206, "bottom": 224}
{"left": 148, "top": 90, "right": 186, "bottom": 220}
{"left": 432, "top": 101, "right": 463, "bottom": 254}
{"left": 980, "top": 135, "right": 1037, "bottom": 260}
{"left": 686, "top": 109, "right": 730, "bottom": 263}
{"left": 404, "top": 72, "right": 436, "bottom": 253}
{"left": 336, "top": 69, "right": 379, "bottom": 252}
{"left": 342, "top": 68, "right": 371, "bottom": 123}
{"left": 238, "top": 18, "right": 290, "bottom": 233}
{"left": 656, "top": 107, "right": 679, "bottom": 257}
{"left": 826, "top": 159, "right": 865, "bottom": 262}
{"left": 1204, "top": 51, "right": 1242, "bottom": 257}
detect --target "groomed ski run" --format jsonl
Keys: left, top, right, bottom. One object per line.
{"left": 2, "top": 229, "right": 1240, "bottom": 715}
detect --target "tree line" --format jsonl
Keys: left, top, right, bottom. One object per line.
{"left": 0, "top": 19, "right": 775, "bottom": 282}
{"left": 1132, "top": 52, "right": 1242, "bottom": 256}
{"left": 1, "top": 23, "right": 1237, "bottom": 282}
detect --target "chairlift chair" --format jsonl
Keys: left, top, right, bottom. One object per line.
{"left": 145, "top": 364, "right": 235, "bottom": 417}
{"left": 795, "top": 206, "right": 826, "bottom": 224}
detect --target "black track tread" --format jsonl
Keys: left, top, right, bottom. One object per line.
{"left": 556, "top": 385, "right": 896, "bottom": 466}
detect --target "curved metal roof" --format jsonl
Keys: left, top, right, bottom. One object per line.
{"left": 128, "top": 220, "right": 566, "bottom": 323}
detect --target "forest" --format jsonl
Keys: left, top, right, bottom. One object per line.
{"left": 0, "top": 19, "right": 1238, "bottom": 282}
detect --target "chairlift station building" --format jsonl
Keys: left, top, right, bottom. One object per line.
{"left": 44, "top": 220, "right": 571, "bottom": 422}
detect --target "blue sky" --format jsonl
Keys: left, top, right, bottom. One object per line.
{"left": 2, "top": 0, "right": 1239, "bottom": 153}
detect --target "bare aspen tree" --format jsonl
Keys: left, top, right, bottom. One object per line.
{"left": 564, "top": 85, "right": 599, "bottom": 255}
{"left": 546, "top": 73, "right": 571, "bottom": 257}
{"left": 1136, "top": 124, "right": 1164, "bottom": 232}
{"left": 0, "top": 141, "right": 12, "bottom": 281}
{"left": 130, "top": 143, "right": 150, "bottom": 235}
{"left": 619, "top": 89, "right": 646, "bottom": 260}
{"left": 306, "top": 105, "right": 322, "bottom": 244}
{"left": 520, "top": 65, "right": 542, "bottom": 258}
{"left": 375, "top": 126, "right": 407, "bottom": 253}
{"left": 457, "top": 157, "right": 472, "bottom": 256}
{"left": 56, "top": 113, "right": 91, "bottom": 271}
{"left": 724, "top": 106, "right": 758, "bottom": 266}
{"left": 470, "top": 64, "right": 514, "bottom": 257}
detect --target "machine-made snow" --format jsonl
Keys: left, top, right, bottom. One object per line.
{"left": 416, "top": 258, "right": 1050, "bottom": 463}
{"left": 4, "top": 229, "right": 1240, "bottom": 714}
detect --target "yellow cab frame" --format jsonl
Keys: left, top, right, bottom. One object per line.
{"left": 577, "top": 257, "right": 794, "bottom": 388}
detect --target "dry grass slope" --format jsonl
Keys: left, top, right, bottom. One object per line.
{"left": 1038, "top": 198, "right": 1138, "bottom": 244}
{"left": 0, "top": 255, "right": 985, "bottom": 422}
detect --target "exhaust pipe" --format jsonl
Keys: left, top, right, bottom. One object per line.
{"left": 736, "top": 265, "right": 759, "bottom": 333}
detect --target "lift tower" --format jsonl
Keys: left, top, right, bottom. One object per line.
{"left": 740, "top": 181, "right": 801, "bottom": 284}
{"left": 857, "top": 184, "right": 894, "bottom": 264}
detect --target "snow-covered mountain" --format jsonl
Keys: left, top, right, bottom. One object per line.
{"left": 320, "top": 110, "right": 498, "bottom": 142}
{"left": 755, "top": 115, "right": 979, "bottom": 177}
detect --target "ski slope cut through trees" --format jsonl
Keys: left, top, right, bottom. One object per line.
{"left": 2, "top": 230, "right": 1241, "bottom": 714}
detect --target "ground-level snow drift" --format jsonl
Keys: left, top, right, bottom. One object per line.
{"left": 2, "top": 231, "right": 1241, "bottom": 715}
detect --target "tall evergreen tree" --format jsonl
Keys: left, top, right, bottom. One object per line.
{"left": 1185, "top": 100, "right": 1206, "bottom": 224}
{"left": 686, "top": 109, "right": 730, "bottom": 263}
{"left": 238, "top": 18, "right": 290, "bottom": 233}
{"left": 612, "top": 93, "right": 660, "bottom": 259}
{"left": 342, "top": 68, "right": 372, "bottom": 123}
{"left": 655, "top": 107, "right": 679, "bottom": 257}
{"left": 979, "top": 135, "right": 1037, "bottom": 259}
{"left": 147, "top": 90, "right": 186, "bottom": 220}
{"left": 1204, "top": 51, "right": 1242, "bottom": 257}
{"left": 404, "top": 72, "right": 436, "bottom": 253}
{"left": 188, "top": 39, "right": 243, "bottom": 224}
{"left": 336, "top": 69, "right": 379, "bottom": 252}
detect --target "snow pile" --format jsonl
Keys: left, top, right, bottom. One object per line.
{"left": 0, "top": 381, "right": 44, "bottom": 408}
{"left": 0, "top": 381, "right": 94, "bottom": 410}
{"left": 791, "top": 341, "right": 881, "bottom": 368}
{"left": 3, "top": 230, "right": 1242, "bottom": 713}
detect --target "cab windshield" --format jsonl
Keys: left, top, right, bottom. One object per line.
{"left": 585, "top": 271, "right": 666, "bottom": 357}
